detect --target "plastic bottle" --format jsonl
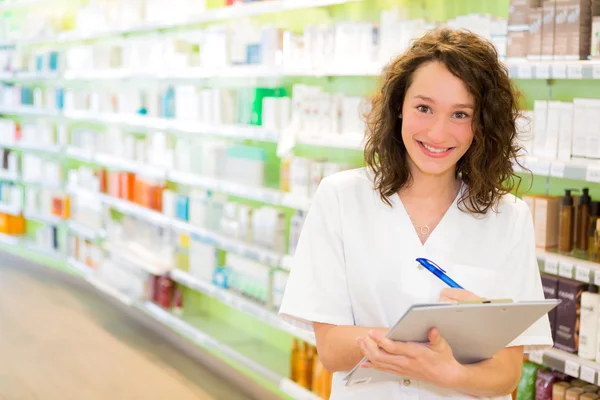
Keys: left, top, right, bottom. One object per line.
{"left": 587, "top": 202, "right": 600, "bottom": 261}
{"left": 577, "top": 188, "right": 591, "bottom": 251}
{"left": 579, "top": 284, "right": 600, "bottom": 360}
{"left": 559, "top": 189, "right": 575, "bottom": 253}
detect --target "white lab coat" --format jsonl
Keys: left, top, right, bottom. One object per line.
{"left": 279, "top": 168, "right": 552, "bottom": 400}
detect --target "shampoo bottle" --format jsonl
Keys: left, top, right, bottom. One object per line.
{"left": 577, "top": 188, "right": 591, "bottom": 251}
{"left": 588, "top": 202, "right": 600, "bottom": 261}
{"left": 559, "top": 189, "right": 575, "bottom": 253}
{"left": 290, "top": 339, "right": 299, "bottom": 382}
{"left": 579, "top": 284, "right": 600, "bottom": 360}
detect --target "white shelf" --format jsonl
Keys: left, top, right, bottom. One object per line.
{"left": 18, "top": 0, "right": 360, "bottom": 47}
{"left": 0, "top": 202, "right": 21, "bottom": 216}
{"left": 536, "top": 249, "right": 600, "bottom": 284}
{"left": 86, "top": 275, "right": 135, "bottom": 306}
{"left": 65, "top": 146, "right": 95, "bottom": 162}
{"left": 506, "top": 60, "right": 600, "bottom": 80}
{"left": 0, "top": 169, "right": 18, "bottom": 181}
{"left": 529, "top": 348, "right": 600, "bottom": 384}
{"left": 171, "top": 219, "right": 284, "bottom": 268}
{"left": 297, "top": 134, "right": 364, "bottom": 150}
{"left": 0, "top": 232, "right": 21, "bottom": 246}
{"left": 278, "top": 378, "right": 323, "bottom": 400}
{"left": 15, "top": 142, "right": 63, "bottom": 154}
{"left": 25, "top": 242, "right": 63, "bottom": 259}
{"left": 67, "top": 220, "right": 105, "bottom": 241}
{"left": 170, "top": 269, "right": 315, "bottom": 345}
{"left": 168, "top": 170, "right": 311, "bottom": 211}
{"left": 0, "top": 106, "right": 60, "bottom": 118}
{"left": 67, "top": 257, "right": 94, "bottom": 276}
{"left": 516, "top": 155, "right": 600, "bottom": 182}
{"left": 95, "top": 153, "right": 166, "bottom": 179}
{"left": 106, "top": 241, "right": 173, "bottom": 276}
{"left": 100, "top": 194, "right": 172, "bottom": 227}
{"left": 24, "top": 212, "right": 63, "bottom": 225}
{"left": 21, "top": 178, "right": 63, "bottom": 190}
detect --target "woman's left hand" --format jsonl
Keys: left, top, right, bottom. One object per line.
{"left": 357, "top": 328, "right": 465, "bottom": 389}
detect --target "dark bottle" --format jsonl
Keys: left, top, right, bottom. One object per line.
{"left": 577, "top": 188, "right": 592, "bottom": 251}
{"left": 587, "top": 202, "right": 600, "bottom": 261}
{"left": 559, "top": 189, "right": 575, "bottom": 253}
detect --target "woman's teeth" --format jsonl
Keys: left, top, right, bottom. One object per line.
{"left": 422, "top": 143, "right": 450, "bottom": 153}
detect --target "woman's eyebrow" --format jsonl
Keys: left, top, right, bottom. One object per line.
{"left": 413, "top": 95, "right": 474, "bottom": 109}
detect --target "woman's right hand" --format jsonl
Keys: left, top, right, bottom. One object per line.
{"left": 438, "top": 288, "right": 483, "bottom": 302}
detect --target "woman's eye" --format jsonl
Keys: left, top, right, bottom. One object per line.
{"left": 417, "top": 105, "right": 431, "bottom": 113}
{"left": 453, "top": 111, "right": 469, "bottom": 119}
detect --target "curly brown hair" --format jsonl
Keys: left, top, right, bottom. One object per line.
{"left": 364, "top": 28, "right": 522, "bottom": 215}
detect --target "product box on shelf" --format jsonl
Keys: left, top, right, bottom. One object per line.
{"left": 541, "top": 1, "right": 556, "bottom": 60}
{"left": 534, "top": 196, "right": 560, "bottom": 249}
{"left": 528, "top": 7, "right": 544, "bottom": 60}
{"left": 566, "top": 0, "right": 594, "bottom": 60}
{"left": 555, "top": 277, "right": 586, "bottom": 353}
{"left": 592, "top": 16, "right": 600, "bottom": 58}
{"left": 541, "top": 273, "right": 559, "bottom": 342}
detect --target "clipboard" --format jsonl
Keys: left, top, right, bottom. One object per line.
{"left": 344, "top": 299, "right": 560, "bottom": 386}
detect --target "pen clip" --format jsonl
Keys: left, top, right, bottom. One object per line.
{"left": 416, "top": 258, "right": 446, "bottom": 273}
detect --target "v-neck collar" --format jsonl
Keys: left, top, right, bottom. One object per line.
{"left": 391, "top": 182, "right": 464, "bottom": 249}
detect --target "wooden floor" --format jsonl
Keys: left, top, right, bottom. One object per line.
{"left": 0, "top": 252, "right": 254, "bottom": 400}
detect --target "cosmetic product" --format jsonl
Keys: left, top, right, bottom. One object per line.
{"left": 555, "top": 277, "right": 587, "bottom": 353}
{"left": 577, "top": 188, "right": 592, "bottom": 251}
{"left": 559, "top": 190, "right": 575, "bottom": 253}
{"left": 296, "top": 342, "right": 309, "bottom": 389}
{"left": 290, "top": 339, "right": 299, "bottom": 382}
{"left": 592, "top": 17, "right": 600, "bottom": 58}
{"left": 587, "top": 202, "right": 600, "bottom": 261}
{"left": 535, "top": 196, "right": 561, "bottom": 249}
{"left": 580, "top": 393, "right": 599, "bottom": 400}
{"left": 536, "top": 369, "right": 570, "bottom": 400}
{"left": 528, "top": 7, "right": 544, "bottom": 60}
{"left": 542, "top": 1, "right": 556, "bottom": 60}
{"left": 518, "top": 362, "right": 540, "bottom": 399}
{"left": 541, "top": 273, "right": 559, "bottom": 341}
{"left": 289, "top": 210, "right": 305, "bottom": 256}
{"left": 579, "top": 284, "right": 600, "bottom": 360}
{"left": 566, "top": 387, "right": 586, "bottom": 400}
{"left": 553, "top": 381, "right": 571, "bottom": 400}
{"left": 566, "top": 0, "right": 593, "bottom": 60}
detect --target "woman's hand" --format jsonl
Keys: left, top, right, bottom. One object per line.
{"left": 356, "top": 328, "right": 466, "bottom": 389}
{"left": 438, "top": 288, "right": 483, "bottom": 302}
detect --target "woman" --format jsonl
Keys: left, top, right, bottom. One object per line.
{"left": 279, "top": 28, "right": 551, "bottom": 399}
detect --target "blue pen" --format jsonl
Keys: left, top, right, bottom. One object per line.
{"left": 415, "top": 258, "right": 464, "bottom": 289}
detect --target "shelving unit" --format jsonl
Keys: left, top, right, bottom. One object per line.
{"left": 505, "top": 60, "right": 600, "bottom": 80}
{"left": 0, "top": 202, "right": 21, "bottom": 216}
{"left": 536, "top": 249, "right": 600, "bottom": 285}
{"left": 0, "top": 232, "right": 21, "bottom": 246}
{"left": 24, "top": 212, "right": 64, "bottom": 225}
{"left": 529, "top": 348, "right": 600, "bottom": 385}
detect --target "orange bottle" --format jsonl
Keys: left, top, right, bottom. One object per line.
{"left": 312, "top": 353, "right": 323, "bottom": 397}
{"left": 297, "top": 342, "right": 309, "bottom": 389}
{"left": 290, "top": 339, "right": 299, "bottom": 383}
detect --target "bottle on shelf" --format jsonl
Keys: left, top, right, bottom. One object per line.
{"left": 559, "top": 189, "right": 575, "bottom": 253}
{"left": 576, "top": 188, "right": 591, "bottom": 252}
{"left": 587, "top": 202, "right": 600, "bottom": 262}
{"left": 579, "top": 284, "right": 600, "bottom": 360}
{"left": 290, "top": 338, "right": 299, "bottom": 383}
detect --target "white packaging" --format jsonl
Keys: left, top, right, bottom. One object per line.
{"left": 557, "top": 102, "right": 574, "bottom": 161}
{"left": 532, "top": 100, "right": 548, "bottom": 158}
{"left": 572, "top": 99, "right": 588, "bottom": 158}
{"left": 589, "top": 100, "right": 600, "bottom": 159}
{"left": 544, "top": 101, "right": 561, "bottom": 159}
{"left": 578, "top": 287, "right": 600, "bottom": 360}
{"left": 189, "top": 240, "right": 217, "bottom": 284}
{"left": 290, "top": 157, "right": 310, "bottom": 198}
{"left": 175, "top": 85, "right": 199, "bottom": 120}
{"left": 189, "top": 189, "right": 208, "bottom": 227}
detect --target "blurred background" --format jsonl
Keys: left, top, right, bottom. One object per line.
{"left": 0, "top": 0, "right": 599, "bottom": 399}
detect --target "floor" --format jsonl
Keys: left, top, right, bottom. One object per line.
{"left": 0, "top": 251, "right": 254, "bottom": 400}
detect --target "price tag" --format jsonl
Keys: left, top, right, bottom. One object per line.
{"left": 576, "top": 265, "right": 591, "bottom": 283}
{"left": 518, "top": 64, "right": 533, "bottom": 79}
{"left": 553, "top": 63, "right": 567, "bottom": 79}
{"left": 568, "top": 64, "right": 583, "bottom": 79}
{"left": 593, "top": 64, "right": 600, "bottom": 79}
{"left": 586, "top": 165, "right": 600, "bottom": 183}
{"left": 565, "top": 360, "right": 581, "bottom": 377}
{"left": 559, "top": 262, "right": 574, "bottom": 278}
{"left": 545, "top": 258, "right": 559, "bottom": 275}
{"left": 550, "top": 162, "right": 565, "bottom": 178}
{"left": 529, "top": 350, "right": 544, "bottom": 364}
{"left": 536, "top": 63, "right": 550, "bottom": 79}
{"left": 581, "top": 366, "right": 596, "bottom": 383}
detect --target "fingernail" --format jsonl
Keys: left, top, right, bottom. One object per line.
{"left": 355, "top": 337, "right": 362, "bottom": 344}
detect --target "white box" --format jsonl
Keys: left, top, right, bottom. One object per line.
{"left": 557, "top": 102, "right": 574, "bottom": 161}
{"left": 572, "top": 98, "right": 588, "bottom": 158}
{"left": 532, "top": 100, "right": 548, "bottom": 157}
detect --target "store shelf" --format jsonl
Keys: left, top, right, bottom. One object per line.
{"left": 0, "top": 232, "right": 21, "bottom": 246}
{"left": 529, "top": 348, "right": 600, "bottom": 384}
{"left": 24, "top": 211, "right": 63, "bottom": 225}
{"left": 20, "top": 178, "right": 63, "bottom": 190}
{"left": 536, "top": 249, "right": 600, "bottom": 284}
{"left": 169, "top": 170, "right": 311, "bottom": 211}
{"left": 170, "top": 268, "right": 315, "bottom": 345}
{"left": 95, "top": 154, "right": 166, "bottom": 179}
{"left": 171, "top": 218, "right": 284, "bottom": 268}
{"left": 297, "top": 135, "right": 364, "bottom": 150}
{"left": 138, "top": 301, "right": 320, "bottom": 399}
{"left": 67, "top": 257, "right": 94, "bottom": 276}
{"left": 506, "top": 60, "right": 600, "bottom": 80}
{"left": 65, "top": 146, "right": 95, "bottom": 162}
{"left": 0, "top": 169, "right": 18, "bottom": 181}
{"left": 67, "top": 220, "right": 105, "bottom": 241}
{"left": 106, "top": 241, "right": 173, "bottom": 276}
{"left": 0, "top": 106, "right": 60, "bottom": 118}
{"left": 100, "top": 195, "right": 172, "bottom": 227}
{"left": 0, "top": 202, "right": 21, "bottom": 216}
{"left": 24, "top": 242, "right": 63, "bottom": 260}
{"left": 516, "top": 155, "right": 600, "bottom": 182}
{"left": 0, "top": 0, "right": 71, "bottom": 12}
{"left": 14, "top": 142, "right": 63, "bottom": 154}
{"left": 86, "top": 275, "right": 135, "bottom": 306}
{"left": 18, "top": 0, "right": 360, "bottom": 47}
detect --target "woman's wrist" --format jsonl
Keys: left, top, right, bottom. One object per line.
{"left": 442, "top": 362, "right": 470, "bottom": 391}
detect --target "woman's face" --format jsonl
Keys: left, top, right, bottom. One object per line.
{"left": 401, "top": 61, "right": 475, "bottom": 178}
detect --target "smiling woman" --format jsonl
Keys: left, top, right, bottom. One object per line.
{"left": 279, "top": 28, "right": 551, "bottom": 400}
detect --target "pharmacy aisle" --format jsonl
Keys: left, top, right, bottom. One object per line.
{"left": 0, "top": 251, "right": 258, "bottom": 400}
